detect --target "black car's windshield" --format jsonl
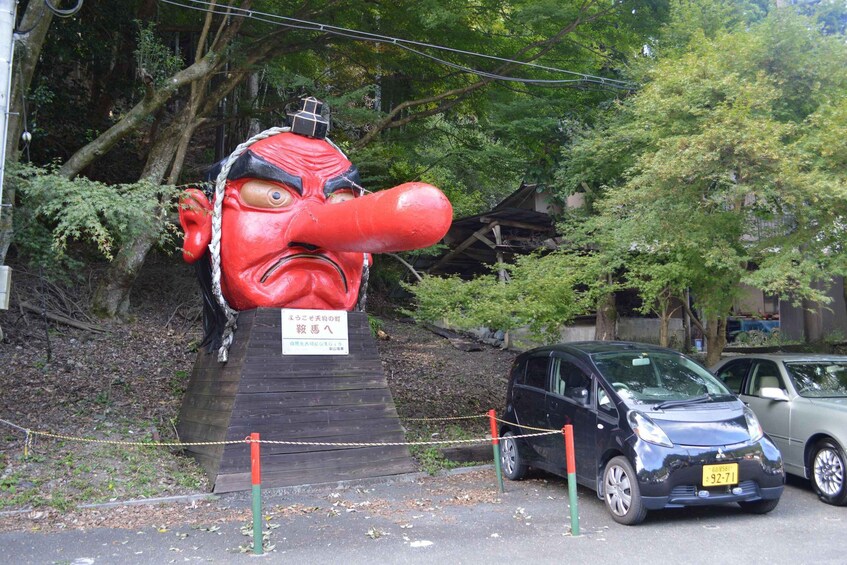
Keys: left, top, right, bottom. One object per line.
{"left": 785, "top": 361, "right": 847, "bottom": 398}
{"left": 593, "top": 351, "right": 733, "bottom": 407}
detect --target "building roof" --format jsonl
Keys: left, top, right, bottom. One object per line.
{"left": 420, "top": 183, "right": 558, "bottom": 278}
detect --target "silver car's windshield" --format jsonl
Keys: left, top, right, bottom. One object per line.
{"left": 593, "top": 351, "right": 733, "bottom": 407}
{"left": 785, "top": 361, "right": 847, "bottom": 398}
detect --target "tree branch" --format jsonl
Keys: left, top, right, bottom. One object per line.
{"left": 682, "top": 299, "right": 705, "bottom": 335}
{"left": 57, "top": 1, "right": 253, "bottom": 180}
{"left": 354, "top": 0, "right": 618, "bottom": 148}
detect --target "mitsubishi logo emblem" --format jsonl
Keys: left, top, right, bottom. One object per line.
{"left": 716, "top": 448, "right": 726, "bottom": 460}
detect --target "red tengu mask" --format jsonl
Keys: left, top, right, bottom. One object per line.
{"left": 179, "top": 131, "right": 452, "bottom": 312}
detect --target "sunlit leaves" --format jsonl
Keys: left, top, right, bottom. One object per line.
{"left": 558, "top": 7, "right": 847, "bottom": 321}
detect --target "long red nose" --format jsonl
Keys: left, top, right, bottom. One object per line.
{"left": 285, "top": 182, "right": 452, "bottom": 253}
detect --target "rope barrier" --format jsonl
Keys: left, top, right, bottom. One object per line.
{"left": 402, "top": 414, "right": 488, "bottom": 422}
{"left": 21, "top": 430, "right": 246, "bottom": 447}
{"left": 0, "top": 417, "right": 29, "bottom": 433}
{"left": 492, "top": 416, "right": 558, "bottom": 433}
{"left": 256, "top": 430, "right": 559, "bottom": 448}
{"left": 0, "top": 417, "right": 560, "bottom": 450}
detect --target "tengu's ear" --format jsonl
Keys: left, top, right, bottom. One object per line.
{"left": 178, "top": 188, "right": 213, "bottom": 264}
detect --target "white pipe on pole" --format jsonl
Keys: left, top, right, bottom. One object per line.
{"left": 0, "top": 0, "right": 17, "bottom": 199}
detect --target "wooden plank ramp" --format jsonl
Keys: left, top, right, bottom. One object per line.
{"left": 177, "top": 308, "right": 416, "bottom": 493}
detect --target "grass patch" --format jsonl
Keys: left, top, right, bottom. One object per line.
{"left": 403, "top": 421, "right": 489, "bottom": 475}
{"left": 0, "top": 419, "right": 207, "bottom": 511}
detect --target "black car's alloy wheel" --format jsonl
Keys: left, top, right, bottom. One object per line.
{"left": 811, "top": 438, "right": 847, "bottom": 506}
{"left": 603, "top": 456, "right": 647, "bottom": 525}
{"left": 500, "top": 431, "right": 528, "bottom": 481}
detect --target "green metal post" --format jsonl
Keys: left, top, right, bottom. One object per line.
{"left": 563, "top": 425, "right": 579, "bottom": 535}
{"left": 250, "top": 432, "right": 264, "bottom": 555}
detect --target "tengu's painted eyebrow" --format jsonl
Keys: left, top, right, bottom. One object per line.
{"left": 228, "top": 150, "right": 303, "bottom": 194}
{"left": 323, "top": 166, "right": 362, "bottom": 198}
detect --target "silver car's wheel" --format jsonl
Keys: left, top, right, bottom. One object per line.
{"left": 811, "top": 439, "right": 847, "bottom": 506}
{"left": 603, "top": 456, "right": 647, "bottom": 525}
{"left": 500, "top": 431, "right": 527, "bottom": 481}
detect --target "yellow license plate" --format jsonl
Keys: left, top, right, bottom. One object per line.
{"left": 702, "top": 463, "right": 738, "bottom": 487}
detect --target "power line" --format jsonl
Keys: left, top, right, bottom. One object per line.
{"left": 158, "top": 0, "right": 634, "bottom": 91}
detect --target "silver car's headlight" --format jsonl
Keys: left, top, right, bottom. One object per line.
{"left": 744, "top": 406, "right": 764, "bottom": 442}
{"left": 628, "top": 410, "right": 673, "bottom": 447}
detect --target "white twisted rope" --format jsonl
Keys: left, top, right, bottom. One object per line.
{"left": 210, "top": 126, "right": 291, "bottom": 362}
{"left": 209, "top": 126, "right": 369, "bottom": 361}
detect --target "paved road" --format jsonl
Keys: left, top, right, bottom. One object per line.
{"left": 2, "top": 469, "right": 844, "bottom": 564}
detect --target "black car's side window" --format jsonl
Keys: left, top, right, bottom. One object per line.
{"left": 510, "top": 359, "right": 527, "bottom": 386}
{"left": 716, "top": 359, "right": 752, "bottom": 394}
{"left": 523, "top": 356, "right": 549, "bottom": 390}
{"left": 552, "top": 358, "right": 592, "bottom": 404}
{"left": 597, "top": 383, "right": 618, "bottom": 417}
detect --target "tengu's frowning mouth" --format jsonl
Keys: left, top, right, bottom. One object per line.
{"left": 260, "top": 253, "right": 348, "bottom": 292}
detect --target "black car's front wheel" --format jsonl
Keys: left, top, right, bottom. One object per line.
{"left": 500, "top": 431, "right": 528, "bottom": 481}
{"left": 810, "top": 438, "right": 847, "bottom": 506}
{"left": 603, "top": 456, "right": 647, "bottom": 525}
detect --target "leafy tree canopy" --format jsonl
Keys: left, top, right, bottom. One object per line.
{"left": 408, "top": 3, "right": 847, "bottom": 361}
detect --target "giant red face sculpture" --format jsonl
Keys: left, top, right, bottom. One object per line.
{"left": 179, "top": 131, "right": 452, "bottom": 312}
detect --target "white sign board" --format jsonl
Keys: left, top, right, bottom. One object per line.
{"left": 281, "top": 309, "right": 349, "bottom": 355}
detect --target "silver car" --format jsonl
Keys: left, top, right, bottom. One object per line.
{"left": 712, "top": 354, "right": 847, "bottom": 505}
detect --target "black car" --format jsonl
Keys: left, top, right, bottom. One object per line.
{"left": 499, "top": 341, "right": 784, "bottom": 525}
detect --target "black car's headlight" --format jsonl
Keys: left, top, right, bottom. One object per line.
{"left": 628, "top": 410, "right": 673, "bottom": 447}
{"left": 744, "top": 406, "right": 764, "bottom": 442}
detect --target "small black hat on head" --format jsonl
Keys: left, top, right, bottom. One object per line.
{"left": 288, "top": 96, "right": 329, "bottom": 139}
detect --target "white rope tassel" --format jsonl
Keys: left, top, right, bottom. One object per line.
{"left": 210, "top": 126, "right": 291, "bottom": 362}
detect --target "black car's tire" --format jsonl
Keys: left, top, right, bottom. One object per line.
{"left": 602, "top": 456, "right": 647, "bottom": 525}
{"left": 500, "top": 431, "right": 528, "bottom": 481}
{"left": 810, "top": 438, "right": 847, "bottom": 506}
{"left": 738, "top": 498, "right": 779, "bottom": 514}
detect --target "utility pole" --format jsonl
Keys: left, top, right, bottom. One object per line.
{"left": 0, "top": 0, "right": 15, "bottom": 318}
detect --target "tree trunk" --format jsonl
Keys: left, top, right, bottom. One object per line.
{"left": 91, "top": 229, "right": 160, "bottom": 318}
{"left": 0, "top": 3, "right": 54, "bottom": 265}
{"left": 595, "top": 292, "right": 617, "bottom": 341}
{"left": 658, "top": 314, "right": 670, "bottom": 347}
{"left": 90, "top": 112, "right": 200, "bottom": 318}
{"left": 655, "top": 291, "right": 680, "bottom": 348}
{"left": 704, "top": 316, "right": 727, "bottom": 367}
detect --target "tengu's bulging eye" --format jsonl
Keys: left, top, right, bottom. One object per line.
{"left": 240, "top": 180, "right": 295, "bottom": 208}
{"left": 327, "top": 190, "right": 355, "bottom": 204}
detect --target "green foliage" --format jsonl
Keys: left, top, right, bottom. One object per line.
{"left": 732, "top": 328, "right": 795, "bottom": 348}
{"left": 796, "top": 0, "right": 847, "bottom": 35}
{"left": 12, "top": 164, "right": 178, "bottom": 266}
{"left": 555, "top": 7, "right": 847, "bottom": 330}
{"left": 657, "top": 0, "right": 769, "bottom": 57}
{"left": 168, "top": 370, "right": 189, "bottom": 398}
{"left": 405, "top": 251, "right": 596, "bottom": 342}
{"left": 134, "top": 21, "right": 184, "bottom": 87}
{"left": 352, "top": 116, "right": 524, "bottom": 218}
{"left": 367, "top": 315, "right": 383, "bottom": 337}
{"left": 405, "top": 423, "right": 478, "bottom": 475}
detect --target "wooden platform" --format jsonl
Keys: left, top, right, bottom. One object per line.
{"left": 177, "top": 308, "right": 416, "bottom": 493}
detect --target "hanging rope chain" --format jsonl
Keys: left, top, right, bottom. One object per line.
{"left": 209, "top": 126, "right": 290, "bottom": 362}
